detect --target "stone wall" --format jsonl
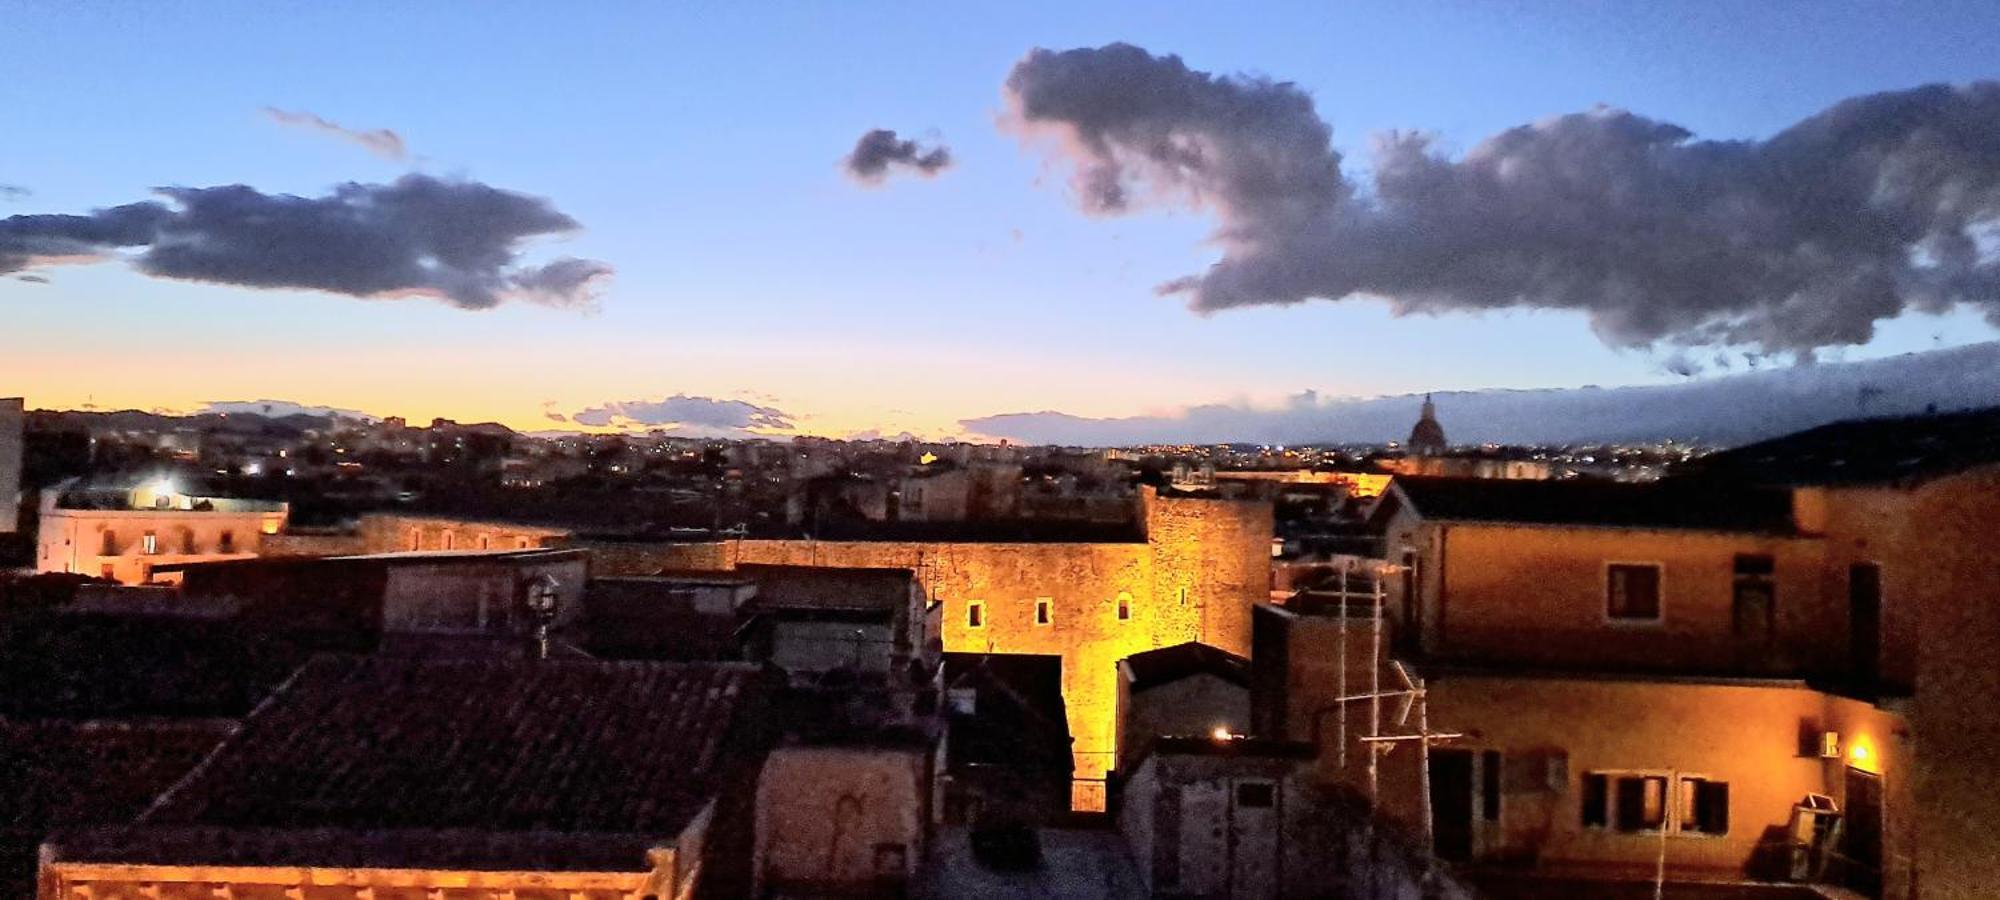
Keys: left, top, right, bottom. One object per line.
{"left": 587, "top": 488, "right": 1273, "bottom": 809}
{"left": 359, "top": 514, "right": 571, "bottom": 554}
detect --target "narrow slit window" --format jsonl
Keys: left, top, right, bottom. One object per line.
{"left": 1035, "top": 598, "right": 1052, "bottom": 626}
{"left": 967, "top": 601, "right": 984, "bottom": 629}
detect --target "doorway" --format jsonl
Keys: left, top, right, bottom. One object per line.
{"left": 1849, "top": 563, "right": 1882, "bottom": 693}
{"left": 1841, "top": 767, "right": 1883, "bottom": 898}
{"left": 1429, "top": 749, "right": 1475, "bottom": 861}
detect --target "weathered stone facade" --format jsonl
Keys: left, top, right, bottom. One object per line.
{"left": 589, "top": 488, "right": 1273, "bottom": 807}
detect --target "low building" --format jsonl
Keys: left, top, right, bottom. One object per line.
{"left": 735, "top": 564, "right": 940, "bottom": 696}
{"left": 1119, "top": 736, "right": 1471, "bottom": 899}
{"left": 159, "top": 548, "right": 589, "bottom": 655}
{"left": 1115, "top": 641, "right": 1252, "bottom": 771}
{"left": 755, "top": 727, "right": 940, "bottom": 897}
{"left": 35, "top": 477, "right": 287, "bottom": 585}
{"left": 40, "top": 656, "right": 776, "bottom": 899}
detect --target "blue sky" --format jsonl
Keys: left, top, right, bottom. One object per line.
{"left": 4, "top": 1, "right": 1997, "bottom": 438}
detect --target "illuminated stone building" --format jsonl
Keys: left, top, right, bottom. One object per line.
{"left": 35, "top": 477, "right": 287, "bottom": 585}
{"left": 39, "top": 656, "right": 775, "bottom": 900}
{"left": 594, "top": 486, "right": 1274, "bottom": 809}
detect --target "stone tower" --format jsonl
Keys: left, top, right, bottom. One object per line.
{"left": 1407, "top": 393, "right": 1447, "bottom": 455}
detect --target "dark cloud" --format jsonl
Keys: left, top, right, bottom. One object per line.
{"left": 263, "top": 107, "right": 408, "bottom": 160}
{"left": 0, "top": 175, "right": 611, "bottom": 309}
{"left": 844, "top": 129, "right": 953, "bottom": 183}
{"left": 13, "top": 274, "right": 49, "bottom": 284}
{"left": 0, "top": 185, "right": 28, "bottom": 202}
{"left": 1004, "top": 44, "right": 2000, "bottom": 354}
{"left": 962, "top": 341, "right": 2000, "bottom": 447}
{"left": 572, "top": 395, "right": 795, "bottom": 436}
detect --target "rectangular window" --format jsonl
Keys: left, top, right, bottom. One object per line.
{"left": 218, "top": 531, "right": 235, "bottom": 554}
{"left": 1607, "top": 564, "right": 1662, "bottom": 621}
{"left": 1481, "top": 750, "right": 1502, "bottom": 821}
{"left": 966, "top": 601, "right": 984, "bottom": 629}
{"left": 1614, "top": 775, "right": 1667, "bottom": 831}
{"left": 1235, "top": 782, "right": 1276, "bottom": 808}
{"left": 142, "top": 532, "right": 158, "bottom": 555}
{"left": 180, "top": 530, "right": 196, "bottom": 554}
{"left": 1117, "top": 592, "right": 1132, "bottom": 621}
{"left": 1582, "top": 770, "right": 1724, "bottom": 835}
{"left": 1680, "top": 777, "right": 1730, "bottom": 835}
{"left": 1581, "top": 773, "right": 1608, "bottom": 827}
{"left": 408, "top": 528, "right": 422, "bottom": 551}
{"left": 442, "top": 532, "right": 455, "bottom": 550}
{"left": 1035, "top": 598, "right": 1052, "bottom": 625}
{"left": 100, "top": 530, "right": 119, "bottom": 556}
{"left": 1732, "top": 554, "right": 1775, "bottom": 636}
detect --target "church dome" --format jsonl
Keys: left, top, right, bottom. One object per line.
{"left": 1408, "top": 395, "right": 1447, "bottom": 455}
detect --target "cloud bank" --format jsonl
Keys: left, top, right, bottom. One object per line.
{"left": 572, "top": 395, "right": 796, "bottom": 437}
{"left": 962, "top": 341, "right": 2000, "bottom": 447}
{"left": 844, "top": 129, "right": 953, "bottom": 183}
{"left": 263, "top": 107, "right": 409, "bottom": 160}
{"left": 1004, "top": 44, "right": 2000, "bottom": 354}
{"left": 0, "top": 174, "right": 611, "bottom": 309}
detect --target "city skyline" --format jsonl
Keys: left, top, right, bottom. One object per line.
{"left": 6, "top": 2, "right": 2000, "bottom": 440}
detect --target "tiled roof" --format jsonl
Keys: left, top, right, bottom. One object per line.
{"left": 0, "top": 719, "right": 234, "bottom": 896}
{"left": 738, "top": 564, "right": 916, "bottom": 613}
{"left": 1123, "top": 642, "right": 1251, "bottom": 691}
{"left": 1673, "top": 405, "right": 2000, "bottom": 486}
{"left": 1390, "top": 476, "right": 1798, "bottom": 534}
{"left": 141, "top": 656, "right": 768, "bottom": 838}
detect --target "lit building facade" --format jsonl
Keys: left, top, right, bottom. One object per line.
{"left": 592, "top": 487, "right": 1274, "bottom": 810}
{"left": 36, "top": 479, "right": 287, "bottom": 585}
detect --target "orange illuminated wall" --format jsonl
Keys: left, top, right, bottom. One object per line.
{"left": 609, "top": 488, "right": 1275, "bottom": 809}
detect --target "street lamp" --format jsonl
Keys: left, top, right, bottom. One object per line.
{"left": 524, "top": 573, "right": 561, "bottom": 660}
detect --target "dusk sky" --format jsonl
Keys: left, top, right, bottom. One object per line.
{"left": 6, "top": 1, "right": 1999, "bottom": 440}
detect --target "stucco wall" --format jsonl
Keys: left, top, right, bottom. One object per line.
{"left": 755, "top": 744, "right": 930, "bottom": 895}
{"left": 1395, "top": 517, "right": 1837, "bottom": 676}
{"left": 1908, "top": 465, "right": 2000, "bottom": 900}
{"left": 1121, "top": 673, "right": 1252, "bottom": 764}
{"left": 37, "top": 507, "right": 286, "bottom": 585}
{"left": 1362, "top": 674, "right": 1908, "bottom": 889}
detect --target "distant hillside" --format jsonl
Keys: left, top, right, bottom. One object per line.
{"left": 961, "top": 341, "right": 2000, "bottom": 447}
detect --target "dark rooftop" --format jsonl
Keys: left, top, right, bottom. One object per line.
{"left": 1673, "top": 405, "right": 2000, "bottom": 487}
{"left": 0, "top": 719, "right": 235, "bottom": 896}
{"left": 737, "top": 564, "right": 917, "bottom": 613}
{"left": 941, "top": 653, "right": 1071, "bottom": 774}
{"left": 1388, "top": 476, "right": 1798, "bottom": 534}
{"left": 138, "top": 656, "right": 769, "bottom": 845}
{"left": 1122, "top": 641, "right": 1251, "bottom": 691}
